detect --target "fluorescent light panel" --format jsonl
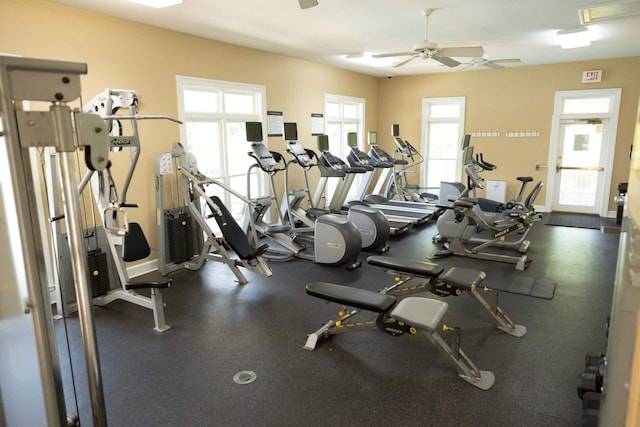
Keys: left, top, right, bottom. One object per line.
{"left": 130, "top": 0, "right": 182, "bottom": 8}
{"left": 579, "top": 1, "right": 640, "bottom": 24}
{"left": 557, "top": 27, "right": 591, "bottom": 49}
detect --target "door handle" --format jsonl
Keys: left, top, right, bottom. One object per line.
{"left": 556, "top": 165, "right": 605, "bottom": 172}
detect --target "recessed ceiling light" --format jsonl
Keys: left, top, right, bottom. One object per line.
{"left": 345, "top": 54, "right": 393, "bottom": 67}
{"left": 557, "top": 27, "right": 591, "bottom": 49}
{"left": 130, "top": 0, "right": 182, "bottom": 8}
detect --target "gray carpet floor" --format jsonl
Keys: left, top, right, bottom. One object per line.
{"left": 55, "top": 214, "right": 619, "bottom": 426}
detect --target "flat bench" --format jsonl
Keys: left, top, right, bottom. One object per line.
{"left": 304, "top": 282, "right": 495, "bottom": 390}
{"left": 366, "top": 255, "right": 527, "bottom": 338}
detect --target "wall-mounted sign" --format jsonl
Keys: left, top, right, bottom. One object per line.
{"left": 311, "top": 113, "right": 324, "bottom": 136}
{"left": 582, "top": 69, "right": 602, "bottom": 83}
{"left": 267, "top": 111, "right": 283, "bottom": 136}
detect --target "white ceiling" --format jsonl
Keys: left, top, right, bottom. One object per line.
{"left": 49, "top": 0, "right": 640, "bottom": 77}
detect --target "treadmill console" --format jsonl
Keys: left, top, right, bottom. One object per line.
{"left": 321, "top": 150, "right": 347, "bottom": 171}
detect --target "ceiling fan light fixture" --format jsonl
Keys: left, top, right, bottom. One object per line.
{"left": 129, "top": 0, "right": 182, "bottom": 8}
{"left": 557, "top": 27, "right": 591, "bottom": 49}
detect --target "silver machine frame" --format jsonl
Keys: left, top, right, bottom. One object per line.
{"left": 155, "top": 142, "right": 272, "bottom": 283}
{"left": 44, "top": 88, "right": 176, "bottom": 333}
{"left": 0, "top": 55, "right": 108, "bottom": 425}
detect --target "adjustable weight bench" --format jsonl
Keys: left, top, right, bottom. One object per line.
{"left": 367, "top": 256, "right": 526, "bottom": 338}
{"left": 304, "top": 281, "right": 495, "bottom": 390}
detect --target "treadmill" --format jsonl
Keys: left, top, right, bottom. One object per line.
{"left": 357, "top": 131, "right": 436, "bottom": 224}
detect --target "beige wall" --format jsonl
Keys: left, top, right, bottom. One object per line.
{"left": 378, "top": 57, "right": 640, "bottom": 204}
{"left": 0, "top": 0, "right": 379, "bottom": 261}
{"left": 2, "top": 0, "right": 640, "bottom": 266}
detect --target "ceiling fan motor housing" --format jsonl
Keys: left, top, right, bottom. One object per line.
{"left": 413, "top": 41, "right": 437, "bottom": 52}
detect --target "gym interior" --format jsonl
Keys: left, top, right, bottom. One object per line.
{"left": 1, "top": 0, "right": 640, "bottom": 426}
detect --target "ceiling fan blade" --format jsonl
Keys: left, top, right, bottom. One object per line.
{"left": 485, "top": 62, "right": 505, "bottom": 69}
{"left": 298, "top": 0, "right": 318, "bottom": 9}
{"left": 438, "top": 46, "right": 485, "bottom": 58}
{"left": 432, "top": 55, "right": 461, "bottom": 67}
{"left": 372, "top": 51, "right": 415, "bottom": 59}
{"left": 393, "top": 55, "right": 418, "bottom": 68}
{"left": 492, "top": 58, "right": 522, "bottom": 64}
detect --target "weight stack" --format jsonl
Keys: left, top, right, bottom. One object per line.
{"left": 167, "top": 213, "right": 195, "bottom": 264}
{"left": 87, "top": 249, "right": 110, "bottom": 297}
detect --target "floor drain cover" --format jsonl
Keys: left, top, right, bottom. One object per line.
{"left": 233, "top": 370, "right": 257, "bottom": 385}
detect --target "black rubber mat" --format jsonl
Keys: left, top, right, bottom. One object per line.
{"left": 484, "top": 275, "right": 557, "bottom": 299}
{"left": 545, "top": 213, "right": 601, "bottom": 229}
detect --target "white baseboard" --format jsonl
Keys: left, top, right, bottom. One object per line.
{"left": 127, "top": 259, "right": 158, "bottom": 278}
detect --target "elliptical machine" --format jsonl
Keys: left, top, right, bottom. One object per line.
{"left": 282, "top": 125, "right": 390, "bottom": 253}
{"left": 243, "top": 121, "right": 362, "bottom": 269}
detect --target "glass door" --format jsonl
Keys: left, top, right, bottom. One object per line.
{"left": 547, "top": 89, "right": 621, "bottom": 216}
{"left": 553, "top": 120, "right": 606, "bottom": 213}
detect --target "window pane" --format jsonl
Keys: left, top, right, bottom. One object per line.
{"left": 428, "top": 123, "right": 459, "bottom": 159}
{"left": 226, "top": 122, "right": 257, "bottom": 175}
{"left": 431, "top": 104, "right": 460, "bottom": 118}
{"left": 184, "top": 90, "right": 218, "bottom": 113}
{"left": 326, "top": 123, "right": 341, "bottom": 155}
{"left": 343, "top": 104, "right": 358, "bottom": 119}
{"left": 427, "top": 159, "right": 456, "bottom": 188}
{"left": 224, "top": 92, "right": 255, "bottom": 114}
{"left": 326, "top": 102, "right": 340, "bottom": 118}
{"left": 563, "top": 97, "right": 610, "bottom": 114}
{"left": 185, "top": 122, "right": 221, "bottom": 177}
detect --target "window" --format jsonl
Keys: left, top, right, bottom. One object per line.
{"left": 324, "top": 94, "right": 365, "bottom": 205}
{"left": 176, "top": 76, "right": 266, "bottom": 222}
{"left": 420, "top": 97, "right": 466, "bottom": 190}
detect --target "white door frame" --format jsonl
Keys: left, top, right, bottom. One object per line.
{"left": 544, "top": 88, "right": 621, "bottom": 216}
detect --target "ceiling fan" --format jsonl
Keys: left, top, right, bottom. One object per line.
{"left": 372, "top": 9, "right": 484, "bottom": 68}
{"left": 462, "top": 58, "right": 522, "bottom": 70}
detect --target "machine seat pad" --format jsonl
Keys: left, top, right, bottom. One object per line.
{"left": 125, "top": 280, "right": 171, "bottom": 290}
{"left": 390, "top": 297, "right": 448, "bottom": 332}
{"left": 453, "top": 198, "right": 477, "bottom": 209}
{"left": 367, "top": 256, "right": 444, "bottom": 278}
{"left": 439, "top": 267, "right": 486, "bottom": 290}
{"left": 306, "top": 282, "right": 396, "bottom": 313}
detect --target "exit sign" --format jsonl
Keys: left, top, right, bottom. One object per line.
{"left": 582, "top": 69, "right": 602, "bottom": 83}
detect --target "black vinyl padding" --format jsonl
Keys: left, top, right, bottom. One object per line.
{"left": 306, "top": 282, "right": 396, "bottom": 313}
{"left": 122, "top": 222, "right": 151, "bottom": 262}
{"left": 210, "top": 195, "right": 264, "bottom": 261}
{"left": 366, "top": 255, "right": 444, "bottom": 278}
{"left": 438, "top": 267, "right": 486, "bottom": 290}
{"left": 125, "top": 281, "right": 171, "bottom": 290}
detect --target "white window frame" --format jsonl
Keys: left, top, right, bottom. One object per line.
{"left": 176, "top": 76, "right": 267, "bottom": 218}
{"left": 323, "top": 94, "right": 366, "bottom": 204}
{"left": 420, "top": 97, "right": 466, "bottom": 190}
{"left": 324, "top": 94, "right": 365, "bottom": 155}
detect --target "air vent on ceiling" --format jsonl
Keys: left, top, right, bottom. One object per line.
{"left": 579, "top": 1, "right": 640, "bottom": 24}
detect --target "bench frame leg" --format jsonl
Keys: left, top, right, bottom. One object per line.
{"left": 468, "top": 286, "right": 526, "bottom": 337}
{"left": 424, "top": 330, "right": 495, "bottom": 390}
{"left": 304, "top": 308, "right": 374, "bottom": 350}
